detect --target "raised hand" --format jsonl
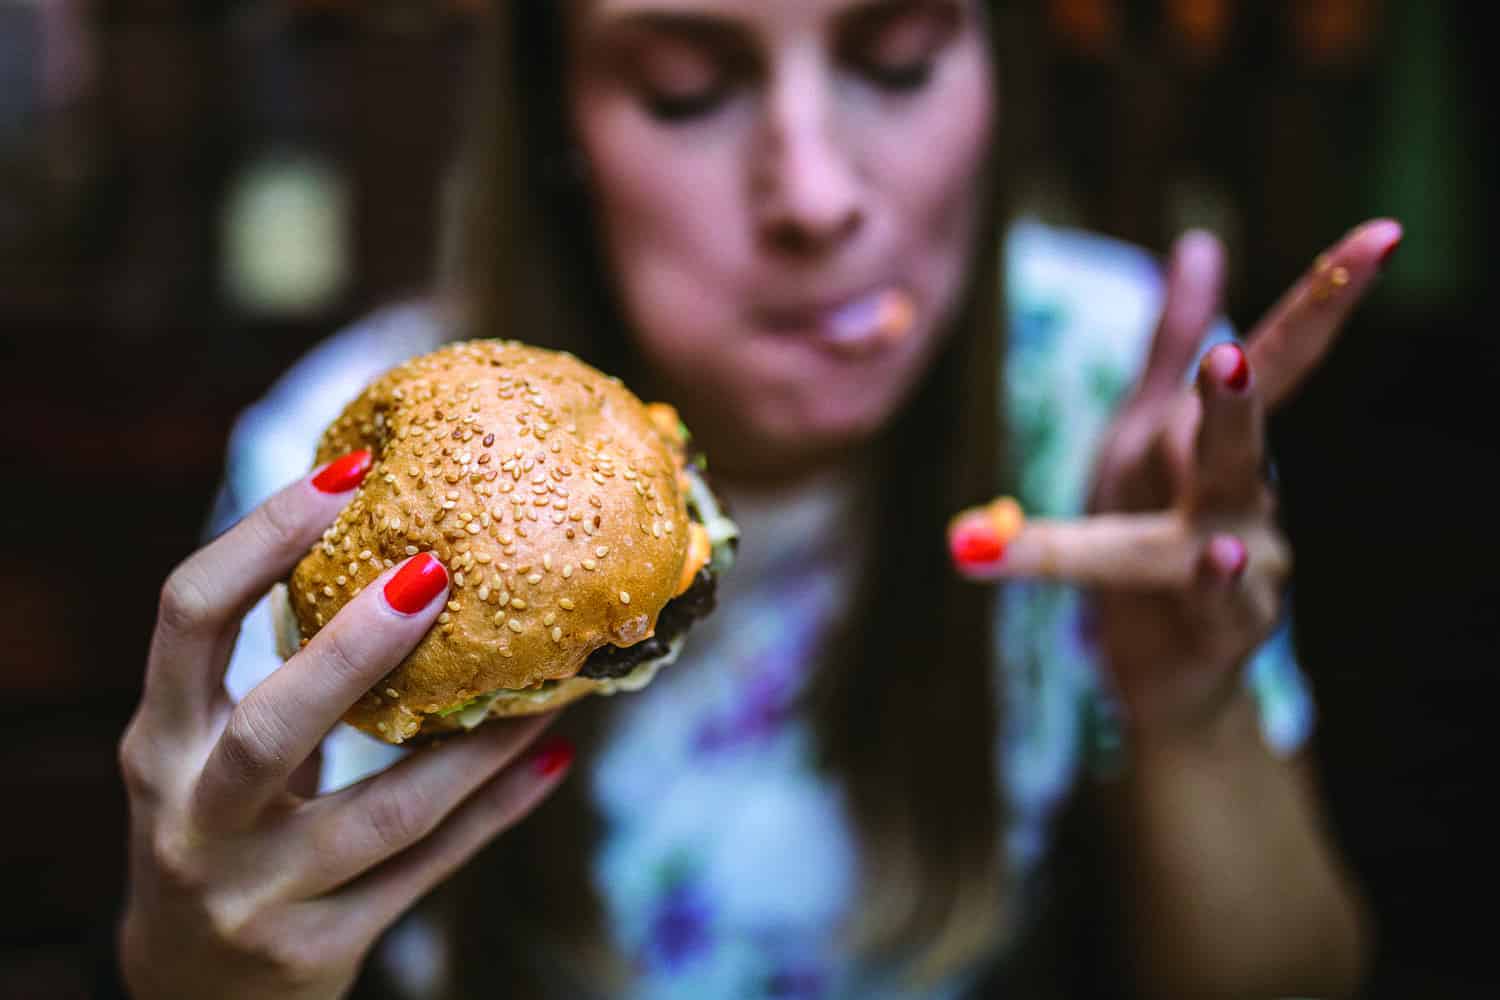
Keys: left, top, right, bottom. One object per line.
{"left": 951, "top": 220, "right": 1403, "bottom": 734}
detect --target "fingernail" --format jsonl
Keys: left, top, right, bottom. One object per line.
{"left": 1200, "top": 535, "right": 1248, "bottom": 586}
{"left": 530, "top": 737, "right": 575, "bottom": 779}
{"left": 1378, "top": 230, "right": 1403, "bottom": 270}
{"left": 313, "top": 450, "right": 373, "bottom": 494}
{"left": 949, "top": 517, "right": 1007, "bottom": 568}
{"left": 384, "top": 553, "right": 448, "bottom": 614}
{"left": 1208, "top": 343, "right": 1250, "bottom": 393}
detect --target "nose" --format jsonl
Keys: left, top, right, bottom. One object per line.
{"left": 751, "top": 74, "right": 866, "bottom": 257}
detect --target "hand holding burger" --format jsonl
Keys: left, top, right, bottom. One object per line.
{"left": 277, "top": 339, "right": 737, "bottom": 743}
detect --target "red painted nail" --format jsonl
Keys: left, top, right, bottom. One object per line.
{"left": 383, "top": 553, "right": 448, "bottom": 614}
{"left": 312, "top": 450, "right": 373, "bottom": 494}
{"left": 950, "top": 521, "right": 1007, "bottom": 567}
{"left": 1205, "top": 535, "right": 1248, "bottom": 584}
{"left": 1378, "top": 232, "right": 1403, "bottom": 269}
{"left": 1213, "top": 344, "right": 1251, "bottom": 393}
{"left": 530, "top": 737, "right": 575, "bottom": 779}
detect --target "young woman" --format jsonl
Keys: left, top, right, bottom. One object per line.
{"left": 117, "top": 2, "right": 1397, "bottom": 996}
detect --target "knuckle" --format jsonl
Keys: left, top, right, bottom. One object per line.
{"left": 150, "top": 828, "right": 206, "bottom": 896}
{"left": 363, "top": 787, "right": 434, "bottom": 854}
{"left": 318, "top": 622, "right": 371, "bottom": 689}
{"left": 219, "top": 701, "right": 292, "bottom": 786}
{"left": 157, "top": 566, "right": 216, "bottom": 639}
{"left": 117, "top": 725, "right": 160, "bottom": 801}
{"left": 254, "top": 488, "right": 308, "bottom": 554}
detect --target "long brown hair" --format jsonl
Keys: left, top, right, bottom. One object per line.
{"left": 436, "top": 1, "right": 1020, "bottom": 991}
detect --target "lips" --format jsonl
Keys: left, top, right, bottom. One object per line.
{"left": 753, "top": 286, "right": 916, "bottom": 359}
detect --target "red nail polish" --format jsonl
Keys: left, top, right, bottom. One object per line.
{"left": 1217, "top": 344, "right": 1251, "bottom": 392}
{"left": 1210, "top": 535, "right": 1248, "bottom": 582}
{"left": 531, "top": 737, "right": 575, "bottom": 779}
{"left": 313, "top": 450, "right": 373, "bottom": 494}
{"left": 950, "top": 522, "right": 1006, "bottom": 567}
{"left": 384, "top": 553, "right": 448, "bottom": 614}
{"left": 1378, "top": 232, "right": 1403, "bottom": 270}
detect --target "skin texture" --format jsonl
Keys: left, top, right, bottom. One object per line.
{"left": 119, "top": 0, "right": 1391, "bottom": 994}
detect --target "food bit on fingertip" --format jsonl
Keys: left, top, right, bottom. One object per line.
{"left": 1310, "top": 261, "right": 1352, "bottom": 304}
{"left": 948, "top": 496, "right": 1026, "bottom": 568}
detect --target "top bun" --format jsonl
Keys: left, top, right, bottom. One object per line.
{"left": 285, "top": 339, "right": 693, "bottom": 743}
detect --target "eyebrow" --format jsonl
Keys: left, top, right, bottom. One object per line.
{"left": 583, "top": 0, "right": 945, "bottom": 44}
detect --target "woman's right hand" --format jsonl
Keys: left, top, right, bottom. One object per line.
{"left": 118, "top": 452, "right": 572, "bottom": 999}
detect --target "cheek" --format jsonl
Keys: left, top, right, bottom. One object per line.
{"left": 870, "top": 52, "right": 996, "bottom": 303}
{"left": 574, "top": 98, "right": 751, "bottom": 346}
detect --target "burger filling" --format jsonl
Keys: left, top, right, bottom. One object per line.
{"left": 438, "top": 462, "right": 737, "bottom": 728}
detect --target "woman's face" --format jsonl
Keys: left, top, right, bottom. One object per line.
{"left": 568, "top": 0, "right": 995, "bottom": 478}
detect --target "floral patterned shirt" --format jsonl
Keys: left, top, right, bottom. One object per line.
{"left": 213, "top": 220, "right": 1310, "bottom": 999}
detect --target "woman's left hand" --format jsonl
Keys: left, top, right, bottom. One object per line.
{"left": 951, "top": 219, "right": 1403, "bottom": 738}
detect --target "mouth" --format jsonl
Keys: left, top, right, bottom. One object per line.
{"left": 752, "top": 286, "right": 917, "bottom": 359}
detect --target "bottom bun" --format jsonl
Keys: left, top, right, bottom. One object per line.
{"left": 269, "top": 583, "right": 680, "bottom": 743}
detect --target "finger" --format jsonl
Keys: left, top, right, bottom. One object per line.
{"left": 147, "top": 451, "right": 374, "bottom": 729}
{"left": 1246, "top": 218, "right": 1403, "bottom": 410}
{"left": 193, "top": 553, "right": 450, "bottom": 829}
{"left": 1132, "top": 230, "right": 1227, "bottom": 413}
{"left": 328, "top": 735, "right": 575, "bottom": 939}
{"left": 295, "top": 714, "right": 555, "bottom": 896}
{"left": 954, "top": 511, "right": 1196, "bottom": 588}
{"left": 1190, "top": 343, "right": 1265, "bottom": 512}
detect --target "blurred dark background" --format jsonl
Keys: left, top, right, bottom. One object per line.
{"left": 0, "top": 1, "right": 1492, "bottom": 996}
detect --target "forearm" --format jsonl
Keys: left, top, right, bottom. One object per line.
{"left": 1101, "top": 689, "right": 1372, "bottom": 999}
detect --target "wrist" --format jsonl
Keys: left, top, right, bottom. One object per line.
{"left": 1124, "top": 682, "right": 1262, "bottom": 761}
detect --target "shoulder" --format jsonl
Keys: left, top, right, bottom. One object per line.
{"left": 210, "top": 300, "right": 449, "bottom": 534}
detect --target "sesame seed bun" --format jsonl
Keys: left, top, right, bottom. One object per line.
{"left": 283, "top": 340, "right": 701, "bottom": 744}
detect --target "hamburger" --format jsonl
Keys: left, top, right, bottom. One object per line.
{"left": 272, "top": 340, "right": 737, "bottom": 744}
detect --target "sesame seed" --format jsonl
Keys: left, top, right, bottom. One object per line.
{"left": 478, "top": 586, "right": 491, "bottom": 602}
{"left": 323, "top": 585, "right": 336, "bottom": 597}
{"left": 360, "top": 549, "right": 373, "bottom": 560}
{"left": 551, "top": 626, "right": 563, "bottom": 643}
{"left": 544, "top": 612, "right": 557, "bottom": 627}
{"left": 559, "top": 598, "right": 575, "bottom": 610}
{"left": 511, "top": 598, "right": 527, "bottom": 610}
{"left": 563, "top": 564, "right": 574, "bottom": 578}
{"left": 405, "top": 545, "right": 419, "bottom": 556}
{"left": 527, "top": 573, "right": 543, "bottom": 585}
{"left": 438, "top": 612, "right": 452, "bottom": 624}
{"left": 543, "top": 554, "right": 552, "bottom": 570}
{"left": 595, "top": 545, "right": 610, "bottom": 558}
{"left": 454, "top": 573, "right": 466, "bottom": 587}
{"left": 467, "top": 522, "right": 482, "bottom": 534}
{"left": 336, "top": 575, "right": 348, "bottom": 586}
{"left": 493, "top": 611, "right": 507, "bottom": 626}
{"left": 583, "top": 559, "right": 598, "bottom": 571}
{"left": 508, "top": 619, "right": 525, "bottom": 633}
{"left": 385, "top": 688, "right": 400, "bottom": 699}
{"left": 619, "top": 591, "right": 631, "bottom": 605}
